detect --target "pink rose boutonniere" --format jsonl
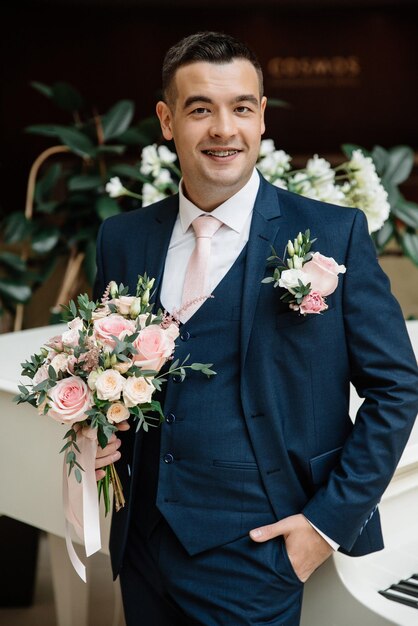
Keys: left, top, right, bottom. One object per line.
{"left": 262, "top": 230, "right": 346, "bottom": 315}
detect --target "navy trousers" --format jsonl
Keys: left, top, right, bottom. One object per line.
{"left": 120, "top": 517, "right": 304, "bottom": 626}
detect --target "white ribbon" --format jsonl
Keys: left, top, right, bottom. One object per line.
{"left": 62, "top": 427, "right": 102, "bottom": 582}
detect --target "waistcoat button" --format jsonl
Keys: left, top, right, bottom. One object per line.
{"left": 180, "top": 330, "right": 191, "bottom": 341}
{"left": 163, "top": 453, "right": 174, "bottom": 464}
{"left": 165, "top": 413, "right": 176, "bottom": 424}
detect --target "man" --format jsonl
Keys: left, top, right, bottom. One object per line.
{"left": 94, "top": 32, "right": 418, "bottom": 626}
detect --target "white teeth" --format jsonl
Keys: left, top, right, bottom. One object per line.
{"left": 205, "top": 150, "right": 238, "bottom": 157}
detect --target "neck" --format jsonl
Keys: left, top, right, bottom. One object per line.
{"left": 181, "top": 176, "right": 252, "bottom": 212}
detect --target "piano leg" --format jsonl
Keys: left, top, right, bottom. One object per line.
{"left": 48, "top": 532, "right": 89, "bottom": 626}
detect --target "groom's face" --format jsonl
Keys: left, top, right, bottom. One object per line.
{"left": 156, "top": 59, "right": 267, "bottom": 209}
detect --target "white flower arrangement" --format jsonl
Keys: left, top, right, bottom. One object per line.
{"left": 105, "top": 139, "right": 391, "bottom": 234}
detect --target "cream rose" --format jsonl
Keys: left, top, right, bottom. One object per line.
{"left": 112, "top": 296, "right": 135, "bottom": 316}
{"left": 47, "top": 376, "right": 92, "bottom": 424}
{"left": 50, "top": 352, "right": 70, "bottom": 374}
{"left": 123, "top": 375, "right": 155, "bottom": 408}
{"left": 107, "top": 402, "right": 130, "bottom": 424}
{"left": 132, "top": 325, "right": 175, "bottom": 372}
{"left": 95, "top": 369, "right": 125, "bottom": 401}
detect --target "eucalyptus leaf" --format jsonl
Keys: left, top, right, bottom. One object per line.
{"left": 102, "top": 100, "right": 135, "bottom": 141}
{"left": 370, "top": 145, "right": 388, "bottom": 176}
{"left": 341, "top": 143, "right": 369, "bottom": 159}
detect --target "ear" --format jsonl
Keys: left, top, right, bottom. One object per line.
{"left": 260, "top": 96, "right": 267, "bottom": 136}
{"left": 156, "top": 101, "right": 174, "bottom": 141}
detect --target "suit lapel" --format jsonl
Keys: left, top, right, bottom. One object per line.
{"left": 143, "top": 195, "right": 179, "bottom": 304}
{"left": 240, "top": 176, "right": 282, "bottom": 368}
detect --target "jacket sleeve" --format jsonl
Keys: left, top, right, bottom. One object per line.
{"left": 302, "top": 209, "right": 418, "bottom": 551}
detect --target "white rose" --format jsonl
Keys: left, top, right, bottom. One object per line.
{"left": 107, "top": 402, "right": 130, "bottom": 424}
{"left": 105, "top": 177, "right": 126, "bottom": 198}
{"left": 113, "top": 295, "right": 135, "bottom": 315}
{"left": 87, "top": 369, "right": 101, "bottom": 391}
{"left": 112, "top": 359, "right": 132, "bottom": 374}
{"left": 95, "top": 369, "right": 125, "bottom": 401}
{"left": 278, "top": 269, "right": 310, "bottom": 293}
{"left": 123, "top": 376, "right": 154, "bottom": 408}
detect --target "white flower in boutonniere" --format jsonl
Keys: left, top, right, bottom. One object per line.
{"left": 262, "top": 230, "right": 346, "bottom": 315}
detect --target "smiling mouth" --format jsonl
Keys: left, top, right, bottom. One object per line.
{"left": 202, "top": 149, "right": 241, "bottom": 157}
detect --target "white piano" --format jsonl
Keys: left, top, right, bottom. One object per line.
{"left": 1, "top": 322, "right": 417, "bottom": 626}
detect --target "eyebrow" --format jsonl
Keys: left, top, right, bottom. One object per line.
{"left": 183, "top": 94, "right": 259, "bottom": 109}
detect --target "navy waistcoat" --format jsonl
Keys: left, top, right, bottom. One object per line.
{"left": 134, "top": 246, "right": 276, "bottom": 555}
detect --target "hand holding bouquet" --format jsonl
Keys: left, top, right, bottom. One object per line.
{"left": 15, "top": 274, "right": 215, "bottom": 579}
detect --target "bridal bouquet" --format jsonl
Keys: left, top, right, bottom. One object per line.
{"left": 14, "top": 274, "right": 215, "bottom": 579}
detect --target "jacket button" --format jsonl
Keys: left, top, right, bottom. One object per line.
{"left": 163, "top": 453, "right": 174, "bottom": 464}
{"left": 180, "top": 330, "right": 191, "bottom": 341}
{"left": 165, "top": 413, "right": 176, "bottom": 424}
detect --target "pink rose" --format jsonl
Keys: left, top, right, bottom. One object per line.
{"left": 132, "top": 325, "right": 175, "bottom": 372}
{"left": 302, "top": 252, "right": 346, "bottom": 297}
{"left": 299, "top": 291, "right": 328, "bottom": 315}
{"left": 47, "top": 376, "right": 93, "bottom": 424}
{"left": 93, "top": 314, "right": 136, "bottom": 350}
{"left": 61, "top": 317, "right": 84, "bottom": 348}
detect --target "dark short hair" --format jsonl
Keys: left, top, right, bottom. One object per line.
{"left": 162, "top": 31, "right": 264, "bottom": 104}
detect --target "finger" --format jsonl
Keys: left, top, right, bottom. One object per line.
{"left": 95, "top": 469, "right": 106, "bottom": 481}
{"left": 250, "top": 518, "right": 290, "bottom": 542}
{"left": 116, "top": 420, "right": 130, "bottom": 431}
{"left": 96, "top": 436, "right": 121, "bottom": 459}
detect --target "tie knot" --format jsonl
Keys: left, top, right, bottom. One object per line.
{"left": 191, "top": 215, "right": 223, "bottom": 239}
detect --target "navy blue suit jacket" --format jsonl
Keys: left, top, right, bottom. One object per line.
{"left": 95, "top": 173, "right": 418, "bottom": 577}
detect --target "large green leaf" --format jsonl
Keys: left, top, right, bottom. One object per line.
{"left": 0, "top": 280, "right": 32, "bottom": 303}
{"left": 401, "top": 232, "right": 418, "bottom": 266}
{"left": 117, "top": 128, "right": 149, "bottom": 146}
{"left": 370, "top": 145, "right": 388, "bottom": 177}
{"left": 25, "top": 124, "right": 71, "bottom": 138}
{"left": 95, "top": 196, "right": 121, "bottom": 221}
{"left": 52, "top": 82, "right": 84, "bottom": 112}
{"left": 136, "top": 116, "right": 162, "bottom": 144}
{"left": 391, "top": 198, "right": 418, "bottom": 229}
{"left": 30, "top": 81, "right": 53, "bottom": 98}
{"left": 35, "top": 201, "right": 60, "bottom": 215}
{"left": 266, "top": 98, "right": 290, "bottom": 108}
{"left": 102, "top": 100, "right": 135, "bottom": 141}
{"left": 68, "top": 174, "right": 102, "bottom": 191}
{"left": 0, "top": 252, "right": 26, "bottom": 272}
{"left": 31, "top": 227, "right": 60, "bottom": 253}
{"left": 109, "top": 163, "right": 148, "bottom": 182}
{"left": 341, "top": 143, "right": 370, "bottom": 159}
{"left": 57, "top": 127, "right": 95, "bottom": 158}
{"left": 383, "top": 146, "right": 414, "bottom": 186}
{"left": 373, "top": 220, "right": 394, "bottom": 252}
{"left": 95, "top": 145, "right": 126, "bottom": 155}
{"left": 36, "top": 163, "right": 63, "bottom": 198}
{"left": 2, "top": 212, "right": 33, "bottom": 243}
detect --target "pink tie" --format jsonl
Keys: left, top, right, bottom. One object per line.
{"left": 180, "top": 215, "right": 223, "bottom": 322}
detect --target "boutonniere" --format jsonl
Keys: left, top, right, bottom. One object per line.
{"left": 262, "top": 230, "right": 346, "bottom": 315}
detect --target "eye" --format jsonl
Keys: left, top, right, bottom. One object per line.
{"left": 191, "top": 107, "right": 210, "bottom": 115}
{"left": 235, "top": 106, "right": 252, "bottom": 114}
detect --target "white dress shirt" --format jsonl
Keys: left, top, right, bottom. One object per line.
{"left": 159, "top": 168, "right": 339, "bottom": 551}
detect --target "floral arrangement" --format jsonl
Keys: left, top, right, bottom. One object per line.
{"left": 14, "top": 274, "right": 215, "bottom": 580}
{"left": 106, "top": 139, "right": 391, "bottom": 235}
{"left": 262, "top": 230, "right": 346, "bottom": 315}
{"left": 15, "top": 274, "right": 215, "bottom": 512}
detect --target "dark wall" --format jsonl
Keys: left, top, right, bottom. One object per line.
{"left": 1, "top": 0, "right": 417, "bottom": 216}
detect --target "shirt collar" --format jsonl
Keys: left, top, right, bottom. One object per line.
{"left": 178, "top": 168, "right": 260, "bottom": 234}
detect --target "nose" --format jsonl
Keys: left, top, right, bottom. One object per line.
{"left": 209, "top": 110, "right": 237, "bottom": 139}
